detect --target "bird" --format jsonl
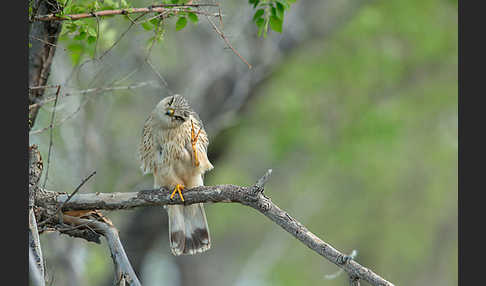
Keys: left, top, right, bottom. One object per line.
{"left": 138, "top": 94, "right": 214, "bottom": 255}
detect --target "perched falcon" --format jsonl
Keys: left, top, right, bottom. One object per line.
{"left": 138, "top": 94, "right": 214, "bottom": 255}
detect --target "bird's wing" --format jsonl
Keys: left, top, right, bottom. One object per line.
{"left": 138, "top": 115, "right": 156, "bottom": 175}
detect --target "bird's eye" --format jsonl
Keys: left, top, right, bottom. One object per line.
{"left": 166, "top": 108, "right": 175, "bottom": 116}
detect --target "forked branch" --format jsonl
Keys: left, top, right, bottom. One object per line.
{"left": 61, "top": 215, "right": 141, "bottom": 286}
{"left": 36, "top": 170, "right": 394, "bottom": 286}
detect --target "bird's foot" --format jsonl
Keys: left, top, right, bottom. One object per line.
{"left": 190, "top": 120, "right": 202, "bottom": 167}
{"left": 170, "top": 184, "right": 185, "bottom": 202}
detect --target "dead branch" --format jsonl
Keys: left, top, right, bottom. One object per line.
{"left": 41, "top": 86, "right": 61, "bottom": 190}
{"left": 36, "top": 170, "right": 394, "bottom": 286}
{"left": 38, "top": 171, "right": 97, "bottom": 227}
{"left": 204, "top": 12, "right": 252, "bottom": 69}
{"left": 29, "top": 144, "right": 45, "bottom": 284}
{"left": 29, "top": 247, "right": 45, "bottom": 286}
{"left": 29, "top": 209, "right": 46, "bottom": 284}
{"left": 29, "top": 145, "right": 43, "bottom": 207}
{"left": 61, "top": 215, "right": 141, "bottom": 286}
{"left": 28, "top": 81, "right": 158, "bottom": 110}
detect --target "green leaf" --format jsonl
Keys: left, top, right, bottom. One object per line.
{"left": 66, "top": 23, "right": 78, "bottom": 32}
{"left": 87, "top": 35, "right": 97, "bottom": 44}
{"left": 269, "top": 16, "right": 282, "bottom": 33}
{"left": 141, "top": 21, "right": 154, "bottom": 31}
{"left": 188, "top": 12, "right": 198, "bottom": 24}
{"left": 150, "top": 18, "right": 161, "bottom": 25}
{"left": 255, "top": 18, "right": 265, "bottom": 29}
{"left": 74, "top": 31, "right": 87, "bottom": 40}
{"left": 277, "top": 1, "right": 290, "bottom": 9}
{"left": 258, "top": 25, "right": 264, "bottom": 37}
{"left": 286, "top": 0, "right": 296, "bottom": 3}
{"left": 120, "top": 0, "right": 129, "bottom": 8}
{"left": 87, "top": 26, "right": 97, "bottom": 37}
{"left": 276, "top": 2, "right": 285, "bottom": 19}
{"left": 271, "top": 6, "right": 278, "bottom": 18}
{"left": 253, "top": 9, "right": 264, "bottom": 22}
{"left": 176, "top": 16, "right": 187, "bottom": 31}
{"left": 67, "top": 43, "right": 84, "bottom": 65}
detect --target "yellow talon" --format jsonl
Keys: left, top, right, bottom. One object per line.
{"left": 191, "top": 120, "right": 202, "bottom": 167}
{"left": 170, "top": 184, "right": 185, "bottom": 202}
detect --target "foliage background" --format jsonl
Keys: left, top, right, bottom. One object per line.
{"left": 30, "top": 0, "right": 457, "bottom": 285}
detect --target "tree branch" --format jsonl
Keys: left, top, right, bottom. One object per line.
{"left": 37, "top": 170, "right": 394, "bottom": 286}
{"left": 29, "top": 247, "right": 45, "bottom": 286}
{"left": 34, "top": 6, "right": 219, "bottom": 22}
{"left": 29, "top": 209, "right": 46, "bottom": 286}
{"left": 29, "top": 144, "right": 45, "bottom": 284}
{"left": 61, "top": 215, "right": 141, "bottom": 286}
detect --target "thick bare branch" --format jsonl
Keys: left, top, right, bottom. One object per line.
{"left": 29, "top": 209, "right": 45, "bottom": 285}
{"left": 37, "top": 170, "right": 394, "bottom": 286}
{"left": 29, "top": 145, "right": 43, "bottom": 208}
{"left": 29, "top": 247, "right": 45, "bottom": 286}
{"left": 61, "top": 215, "right": 141, "bottom": 286}
{"left": 29, "top": 144, "right": 45, "bottom": 284}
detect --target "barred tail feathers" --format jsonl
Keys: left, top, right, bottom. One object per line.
{"left": 167, "top": 203, "right": 210, "bottom": 256}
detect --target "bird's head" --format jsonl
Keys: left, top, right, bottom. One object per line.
{"left": 152, "top": 94, "right": 192, "bottom": 129}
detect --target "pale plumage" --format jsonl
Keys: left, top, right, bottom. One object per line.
{"left": 138, "top": 95, "right": 213, "bottom": 255}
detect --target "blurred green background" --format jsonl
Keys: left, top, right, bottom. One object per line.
{"left": 31, "top": 0, "right": 457, "bottom": 285}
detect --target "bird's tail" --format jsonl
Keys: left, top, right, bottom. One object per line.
{"left": 167, "top": 203, "right": 211, "bottom": 256}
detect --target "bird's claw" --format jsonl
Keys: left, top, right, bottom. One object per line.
{"left": 170, "top": 184, "right": 185, "bottom": 202}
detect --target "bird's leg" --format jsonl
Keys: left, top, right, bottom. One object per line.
{"left": 170, "top": 184, "right": 185, "bottom": 202}
{"left": 191, "top": 120, "right": 202, "bottom": 167}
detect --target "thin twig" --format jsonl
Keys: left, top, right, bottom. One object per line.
{"left": 146, "top": 59, "right": 174, "bottom": 95}
{"left": 29, "top": 84, "right": 64, "bottom": 90}
{"left": 204, "top": 12, "right": 252, "bottom": 69}
{"left": 30, "top": 97, "right": 90, "bottom": 135}
{"left": 29, "top": 81, "right": 157, "bottom": 110}
{"left": 98, "top": 12, "right": 148, "bottom": 60}
{"left": 41, "top": 85, "right": 61, "bottom": 190}
{"left": 57, "top": 171, "right": 97, "bottom": 213}
{"left": 145, "top": 15, "right": 163, "bottom": 60}
{"left": 38, "top": 171, "right": 96, "bottom": 227}
{"left": 92, "top": 13, "right": 101, "bottom": 59}
{"left": 149, "top": 3, "right": 219, "bottom": 8}
{"left": 29, "top": 35, "right": 68, "bottom": 52}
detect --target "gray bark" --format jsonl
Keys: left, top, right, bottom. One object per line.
{"left": 61, "top": 215, "right": 142, "bottom": 286}
{"left": 29, "top": 0, "right": 62, "bottom": 129}
{"left": 29, "top": 145, "right": 45, "bottom": 284}
{"left": 30, "top": 247, "right": 45, "bottom": 286}
{"left": 37, "top": 170, "right": 394, "bottom": 286}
